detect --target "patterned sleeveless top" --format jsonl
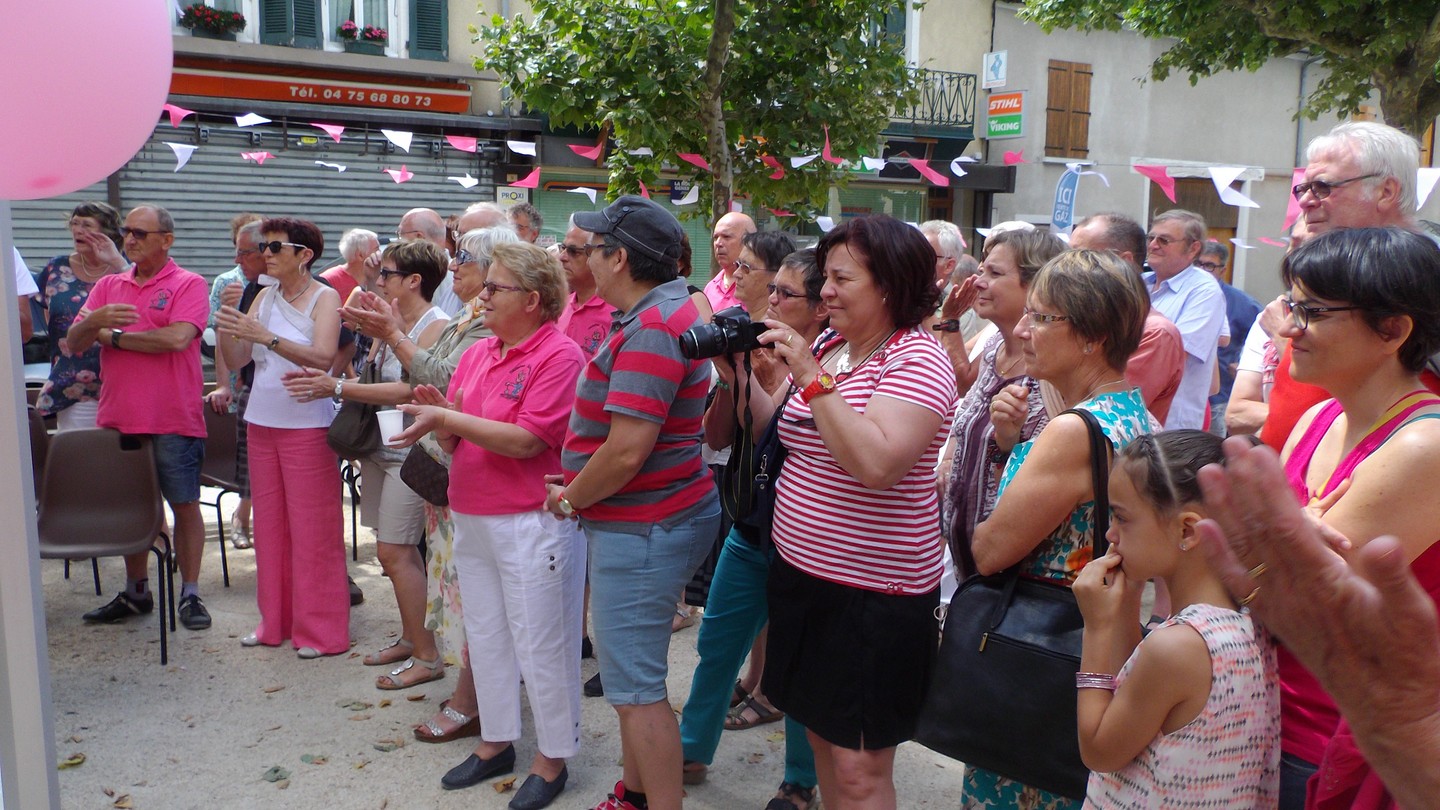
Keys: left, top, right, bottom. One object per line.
{"left": 1084, "top": 603, "right": 1280, "bottom": 808}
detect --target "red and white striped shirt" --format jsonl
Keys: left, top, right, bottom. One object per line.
{"left": 772, "top": 327, "right": 957, "bottom": 593}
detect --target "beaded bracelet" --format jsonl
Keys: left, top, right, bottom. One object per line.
{"left": 1075, "top": 672, "right": 1117, "bottom": 691}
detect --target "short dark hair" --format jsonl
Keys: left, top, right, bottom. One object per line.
{"left": 816, "top": 215, "right": 939, "bottom": 329}
{"left": 741, "top": 231, "right": 797, "bottom": 273}
{"left": 602, "top": 233, "right": 677, "bottom": 284}
{"left": 781, "top": 248, "right": 822, "bottom": 300}
{"left": 1077, "top": 212, "right": 1146, "bottom": 266}
{"left": 1031, "top": 249, "right": 1149, "bottom": 370}
{"left": 259, "top": 217, "right": 324, "bottom": 271}
{"left": 381, "top": 239, "right": 448, "bottom": 301}
{"left": 1282, "top": 227, "right": 1440, "bottom": 373}
{"left": 1117, "top": 430, "right": 1226, "bottom": 514}
{"left": 69, "top": 201, "right": 123, "bottom": 249}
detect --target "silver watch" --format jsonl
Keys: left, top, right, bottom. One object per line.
{"left": 333, "top": 379, "right": 344, "bottom": 403}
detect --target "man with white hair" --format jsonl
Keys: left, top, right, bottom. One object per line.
{"left": 919, "top": 220, "right": 984, "bottom": 341}
{"left": 323, "top": 228, "right": 381, "bottom": 306}
{"left": 1142, "top": 208, "right": 1228, "bottom": 430}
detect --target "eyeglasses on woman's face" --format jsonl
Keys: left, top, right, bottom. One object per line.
{"left": 378, "top": 268, "right": 413, "bottom": 282}
{"left": 480, "top": 281, "right": 526, "bottom": 296}
{"left": 767, "top": 283, "right": 815, "bottom": 302}
{"left": 1282, "top": 297, "right": 1361, "bottom": 331}
{"left": 1023, "top": 306, "right": 1071, "bottom": 327}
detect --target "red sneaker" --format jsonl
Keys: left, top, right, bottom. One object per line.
{"left": 591, "top": 781, "right": 643, "bottom": 810}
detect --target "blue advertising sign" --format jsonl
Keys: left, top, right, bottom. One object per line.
{"left": 1052, "top": 169, "right": 1080, "bottom": 234}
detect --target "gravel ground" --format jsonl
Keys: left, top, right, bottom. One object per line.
{"left": 42, "top": 491, "right": 968, "bottom": 809}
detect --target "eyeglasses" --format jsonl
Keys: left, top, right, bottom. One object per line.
{"left": 1023, "top": 306, "right": 1071, "bottom": 326}
{"left": 1145, "top": 233, "right": 1188, "bottom": 247}
{"left": 1196, "top": 260, "right": 1224, "bottom": 272}
{"left": 454, "top": 248, "right": 481, "bottom": 266}
{"left": 1283, "top": 297, "right": 1361, "bottom": 330}
{"left": 119, "top": 226, "right": 171, "bottom": 240}
{"left": 559, "top": 244, "right": 588, "bottom": 257}
{"left": 733, "top": 259, "right": 771, "bottom": 275}
{"left": 767, "top": 283, "right": 815, "bottom": 302}
{"left": 580, "top": 242, "right": 606, "bottom": 256}
{"left": 378, "top": 268, "right": 413, "bottom": 282}
{"left": 1292, "top": 173, "right": 1380, "bottom": 201}
{"left": 480, "top": 281, "right": 526, "bottom": 296}
{"left": 258, "top": 241, "right": 307, "bottom": 255}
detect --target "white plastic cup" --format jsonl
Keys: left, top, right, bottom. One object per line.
{"left": 376, "top": 410, "right": 404, "bottom": 445}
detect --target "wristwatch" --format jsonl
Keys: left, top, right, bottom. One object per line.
{"left": 557, "top": 495, "right": 576, "bottom": 517}
{"left": 333, "top": 379, "right": 345, "bottom": 403}
{"left": 800, "top": 372, "right": 837, "bottom": 403}
{"left": 110, "top": 329, "right": 124, "bottom": 349}
{"left": 268, "top": 335, "right": 281, "bottom": 350}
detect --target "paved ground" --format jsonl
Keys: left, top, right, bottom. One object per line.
{"left": 40, "top": 490, "right": 968, "bottom": 809}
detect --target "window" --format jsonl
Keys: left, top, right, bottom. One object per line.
{"left": 408, "top": 0, "right": 448, "bottom": 61}
{"left": 1045, "top": 60, "right": 1091, "bottom": 159}
{"left": 330, "top": 0, "right": 389, "bottom": 44}
{"left": 260, "top": 0, "right": 324, "bottom": 48}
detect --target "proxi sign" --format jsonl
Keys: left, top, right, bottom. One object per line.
{"left": 986, "top": 91, "right": 1025, "bottom": 140}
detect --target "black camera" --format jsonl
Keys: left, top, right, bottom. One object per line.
{"left": 678, "top": 306, "right": 769, "bottom": 359}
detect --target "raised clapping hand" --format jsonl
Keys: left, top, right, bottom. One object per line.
{"left": 219, "top": 282, "right": 244, "bottom": 310}
{"left": 339, "top": 289, "right": 404, "bottom": 342}
{"left": 391, "top": 384, "right": 460, "bottom": 448}
{"left": 758, "top": 319, "right": 822, "bottom": 388}
{"left": 280, "top": 367, "right": 337, "bottom": 403}
{"left": 989, "top": 382, "right": 1030, "bottom": 452}
{"left": 215, "top": 304, "right": 265, "bottom": 344}
{"left": 941, "top": 274, "right": 979, "bottom": 321}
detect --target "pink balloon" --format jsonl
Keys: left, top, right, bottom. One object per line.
{"left": 0, "top": 0, "right": 173, "bottom": 200}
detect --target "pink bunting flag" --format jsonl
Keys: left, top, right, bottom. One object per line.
{"left": 1134, "top": 164, "right": 1177, "bottom": 203}
{"left": 822, "top": 125, "right": 844, "bottom": 165}
{"left": 1284, "top": 168, "right": 1306, "bottom": 231}
{"left": 769, "top": 208, "right": 795, "bottom": 217}
{"left": 677, "top": 153, "right": 711, "bottom": 171}
{"left": 1259, "top": 237, "right": 1290, "bottom": 248}
{"left": 383, "top": 165, "right": 414, "bottom": 184}
{"left": 311, "top": 123, "right": 345, "bottom": 143}
{"left": 569, "top": 143, "right": 604, "bottom": 160}
{"left": 512, "top": 167, "right": 541, "bottom": 188}
{"left": 240, "top": 151, "right": 273, "bottom": 164}
{"left": 761, "top": 155, "right": 785, "bottom": 180}
{"left": 1002, "top": 150, "right": 1027, "bottom": 166}
{"left": 446, "top": 135, "right": 478, "bottom": 153}
{"left": 639, "top": 181, "right": 651, "bottom": 199}
{"left": 162, "top": 103, "right": 195, "bottom": 128}
{"left": 909, "top": 159, "right": 950, "bottom": 187}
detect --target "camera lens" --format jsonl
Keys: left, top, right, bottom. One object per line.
{"left": 679, "top": 322, "right": 730, "bottom": 359}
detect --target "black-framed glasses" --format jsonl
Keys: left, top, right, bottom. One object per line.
{"left": 1023, "top": 306, "right": 1071, "bottom": 326}
{"left": 480, "top": 281, "right": 526, "bottom": 296}
{"left": 1292, "top": 173, "right": 1380, "bottom": 201}
{"left": 258, "top": 241, "right": 306, "bottom": 255}
{"left": 734, "top": 259, "right": 771, "bottom": 275}
{"left": 378, "top": 268, "right": 413, "bottom": 282}
{"left": 1283, "top": 297, "right": 1361, "bottom": 330}
{"left": 1196, "top": 259, "right": 1224, "bottom": 272}
{"left": 767, "top": 283, "right": 815, "bottom": 302}
{"left": 119, "top": 226, "right": 171, "bottom": 240}
{"left": 454, "top": 248, "right": 481, "bottom": 266}
{"left": 1145, "top": 233, "right": 1188, "bottom": 247}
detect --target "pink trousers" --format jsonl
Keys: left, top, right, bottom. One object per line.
{"left": 247, "top": 424, "right": 349, "bottom": 653}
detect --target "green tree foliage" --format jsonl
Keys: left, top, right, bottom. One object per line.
{"left": 479, "top": 0, "right": 919, "bottom": 223}
{"left": 1021, "top": 0, "right": 1440, "bottom": 138}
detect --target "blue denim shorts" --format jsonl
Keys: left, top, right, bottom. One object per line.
{"left": 151, "top": 433, "right": 204, "bottom": 505}
{"left": 585, "top": 493, "right": 721, "bottom": 705}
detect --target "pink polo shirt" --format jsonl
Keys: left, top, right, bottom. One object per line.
{"left": 558, "top": 291, "right": 614, "bottom": 359}
{"left": 447, "top": 322, "right": 585, "bottom": 515}
{"left": 702, "top": 271, "right": 741, "bottom": 313}
{"left": 81, "top": 258, "right": 208, "bottom": 438}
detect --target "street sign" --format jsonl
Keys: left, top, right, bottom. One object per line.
{"left": 986, "top": 91, "right": 1025, "bottom": 140}
{"left": 982, "top": 51, "right": 1008, "bottom": 90}
{"left": 1052, "top": 169, "right": 1080, "bottom": 233}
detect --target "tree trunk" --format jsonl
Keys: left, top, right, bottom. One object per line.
{"left": 1376, "top": 65, "right": 1440, "bottom": 141}
{"left": 702, "top": 0, "right": 737, "bottom": 225}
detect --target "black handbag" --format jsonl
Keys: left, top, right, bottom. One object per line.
{"left": 326, "top": 359, "right": 382, "bottom": 460}
{"left": 731, "top": 385, "right": 793, "bottom": 549}
{"left": 400, "top": 443, "right": 450, "bottom": 507}
{"left": 912, "top": 407, "right": 1112, "bottom": 800}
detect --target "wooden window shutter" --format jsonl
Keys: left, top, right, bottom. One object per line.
{"left": 259, "top": 0, "right": 321, "bottom": 48}
{"left": 292, "top": 0, "right": 323, "bottom": 48}
{"left": 409, "top": 0, "right": 448, "bottom": 61}
{"left": 1046, "top": 60, "right": 1091, "bottom": 159}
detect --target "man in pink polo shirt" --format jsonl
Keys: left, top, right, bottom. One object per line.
{"left": 66, "top": 204, "right": 213, "bottom": 631}
{"left": 701, "top": 212, "right": 755, "bottom": 313}
{"left": 556, "top": 215, "right": 612, "bottom": 359}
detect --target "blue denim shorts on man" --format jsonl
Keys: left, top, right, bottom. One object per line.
{"left": 584, "top": 492, "right": 721, "bottom": 706}
{"left": 151, "top": 433, "right": 204, "bottom": 505}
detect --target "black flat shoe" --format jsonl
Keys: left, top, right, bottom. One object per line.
{"left": 441, "top": 745, "right": 516, "bottom": 790}
{"left": 509, "top": 767, "right": 568, "bottom": 810}
{"left": 584, "top": 672, "right": 604, "bottom": 697}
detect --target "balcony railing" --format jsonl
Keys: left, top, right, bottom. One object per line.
{"left": 890, "top": 68, "right": 976, "bottom": 139}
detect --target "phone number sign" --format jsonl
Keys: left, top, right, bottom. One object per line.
{"left": 173, "top": 67, "right": 471, "bottom": 114}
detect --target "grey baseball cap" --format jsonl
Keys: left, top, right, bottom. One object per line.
{"left": 573, "top": 195, "right": 684, "bottom": 263}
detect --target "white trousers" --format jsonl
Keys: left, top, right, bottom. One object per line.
{"left": 452, "top": 509, "right": 586, "bottom": 758}
{"left": 56, "top": 400, "right": 99, "bottom": 432}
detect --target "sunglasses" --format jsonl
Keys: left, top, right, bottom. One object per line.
{"left": 559, "top": 244, "right": 588, "bottom": 257}
{"left": 378, "top": 268, "right": 413, "bottom": 282}
{"left": 258, "top": 241, "right": 307, "bottom": 255}
{"left": 1145, "top": 234, "right": 1187, "bottom": 247}
{"left": 1292, "top": 173, "right": 1379, "bottom": 201}
{"left": 119, "top": 226, "right": 171, "bottom": 240}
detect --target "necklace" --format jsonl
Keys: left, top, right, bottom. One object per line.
{"left": 995, "top": 342, "right": 1024, "bottom": 378}
{"left": 72, "top": 253, "right": 104, "bottom": 282}
{"left": 283, "top": 278, "right": 313, "bottom": 305}
{"left": 836, "top": 330, "right": 896, "bottom": 374}
{"left": 1080, "top": 377, "right": 1129, "bottom": 402}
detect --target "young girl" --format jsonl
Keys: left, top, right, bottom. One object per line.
{"left": 1074, "top": 430, "right": 1279, "bottom": 807}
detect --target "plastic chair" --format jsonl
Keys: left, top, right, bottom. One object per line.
{"left": 27, "top": 406, "right": 47, "bottom": 498}
{"left": 36, "top": 429, "right": 176, "bottom": 665}
{"left": 198, "top": 404, "right": 238, "bottom": 587}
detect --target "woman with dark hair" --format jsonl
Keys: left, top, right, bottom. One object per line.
{"left": 35, "top": 201, "right": 127, "bottom": 431}
{"left": 216, "top": 217, "right": 347, "bottom": 659}
{"left": 282, "top": 239, "right": 450, "bottom": 687}
{"left": 1269, "top": 227, "right": 1440, "bottom": 810}
{"left": 938, "top": 229, "right": 1066, "bottom": 580}
{"left": 753, "top": 214, "right": 958, "bottom": 807}
{"left": 964, "top": 249, "right": 1158, "bottom": 809}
